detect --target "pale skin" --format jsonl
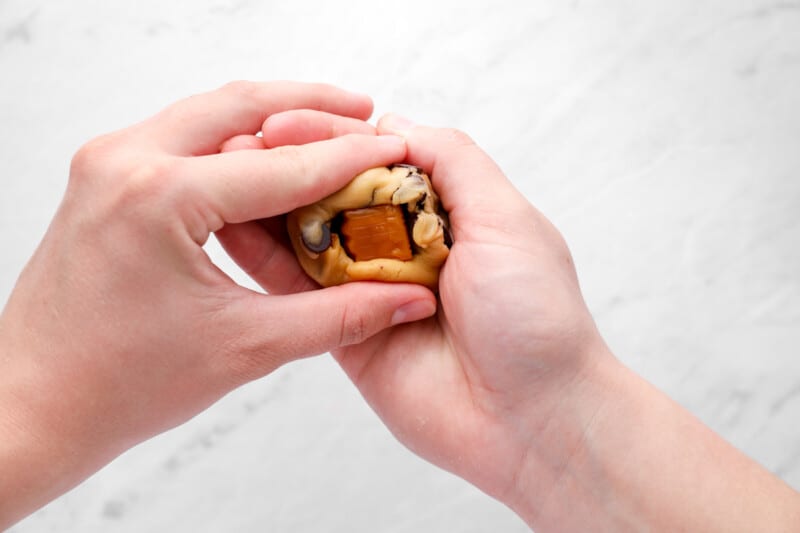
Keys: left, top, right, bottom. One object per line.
{"left": 1, "top": 82, "right": 799, "bottom": 531}
{"left": 0, "top": 82, "right": 434, "bottom": 528}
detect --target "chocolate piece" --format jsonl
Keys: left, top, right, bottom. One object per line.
{"left": 301, "top": 223, "right": 331, "bottom": 253}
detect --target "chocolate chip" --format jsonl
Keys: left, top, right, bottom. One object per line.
{"left": 302, "top": 223, "right": 331, "bottom": 253}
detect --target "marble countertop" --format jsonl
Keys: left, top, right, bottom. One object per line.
{"left": 1, "top": 1, "right": 799, "bottom": 531}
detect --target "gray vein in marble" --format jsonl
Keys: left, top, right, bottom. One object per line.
{"left": 740, "top": 0, "right": 800, "bottom": 20}
{"left": 771, "top": 383, "right": 800, "bottom": 416}
{"left": 144, "top": 21, "right": 174, "bottom": 38}
{"left": 715, "top": 388, "right": 755, "bottom": 430}
{"left": 3, "top": 8, "right": 37, "bottom": 44}
{"left": 158, "top": 371, "right": 294, "bottom": 475}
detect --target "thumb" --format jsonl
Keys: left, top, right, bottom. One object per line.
{"left": 222, "top": 283, "right": 436, "bottom": 381}
{"left": 377, "top": 113, "right": 530, "bottom": 229}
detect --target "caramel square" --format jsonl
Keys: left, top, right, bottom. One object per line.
{"left": 341, "top": 205, "right": 413, "bottom": 262}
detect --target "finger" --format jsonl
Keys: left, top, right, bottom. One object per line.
{"left": 262, "top": 109, "right": 375, "bottom": 148}
{"left": 184, "top": 133, "right": 406, "bottom": 224}
{"left": 376, "top": 114, "right": 529, "bottom": 221}
{"left": 144, "top": 81, "right": 373, "bottom": 156}
{"left": 215, "top": 220, "right": 316, "bottom": 295}
{"left": 214, "top": 132, "right": 313, "bottom": 295}
{"left": 219, "top": 134, "right": 265, "bottom": 152}
{"left": 222, "top": 283, "right": 437, "bottom": 382}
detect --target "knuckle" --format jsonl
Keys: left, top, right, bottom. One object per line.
{"left": 158, "top": 81, "right": 261, "bottom": 127}
{"left": 159, "top": 92, "right": 208, "bottom": 126}
{"left": 308, "top": 81, "right": 334, "bottom": 93}
{"left": 230, "top": 344, "right": 282, "bottom": 383}
{"left": 125, "top": 159, "right": 174, "bottom": 197}
{"left": 220, "top": 338, "right": 282, "bottom": 386}
{"left": 104, "top": 156, "right": 183, "bottom": 219}
{"left": 273, "top": 143, "right": 305, "bottom": 161}
{"left": 64, "top": 132, "right": 194, "bottom": 236}
{"left": 221, "top": 79, "right": 258, "bottom": 99}
{"left": 440, "top": 127, "right": 475, "bottom": 148}
{"left": 120, "top": 158, "right": 192, "bottom": 218}
{"left": 69, "top": 133, "right": 118, "bottom": 182}
{"left": 211, "top": 306, "right": 286, "bottom": 384}
{"left": 306, "top": 82, "right": 336, "bottom": 106}
{"left": 128, "top": 156, "right": 175, "bottom": 184}
{"left": 339, "top": 303, "right": 368, "bottom": 347}
{"left": 275, "top": 144, "right": 313, "bottom": 179}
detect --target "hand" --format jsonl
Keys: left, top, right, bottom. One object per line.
{"left": 335, "top": 115, "right": 611, "bottom": 504}
{"left": 227, "top": 110, "right": 800, "bottom": 532}
{"left": 219, "top": 108, "right": 608, "bottom": 511}
{"left": 0, "top": 82, "right": 437, "bottom": 528}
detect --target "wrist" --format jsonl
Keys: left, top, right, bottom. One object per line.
{"left": 503, "top": 340, "right": 625, "bottom": 529}
{"left": 0, "top": 314, "right": 122, "bottom": 529}
{"left": 0, "top": 390, "right": 59, "bottom": 529}
{"left": 0, "top": 329, "right": 55, "bottom": 527}
{"left": 505, "top": 342, "right": 800, "bottom": 533}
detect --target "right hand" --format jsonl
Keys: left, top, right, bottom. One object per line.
{"left": 333, "top": 115, "right": 614, "bottom": 507}
{"left": 224, "top": 107, "right": 800, "bottom": 533}
{"left": 220, "top": 110, "right": 615, "bottom": 518}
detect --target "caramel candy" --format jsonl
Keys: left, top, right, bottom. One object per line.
{"left": 287, "top": 165, "right": 450, "bottom": 290}
{"left": 340, "top": 205, "right": 413, "bottom": 262}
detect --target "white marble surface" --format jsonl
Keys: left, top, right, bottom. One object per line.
{"left": 1, "top": 0, "right": 799, "bottom": 531}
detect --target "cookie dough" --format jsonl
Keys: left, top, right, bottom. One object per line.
{"left": 286, "top": 164, "right": 451, "bottom": 290}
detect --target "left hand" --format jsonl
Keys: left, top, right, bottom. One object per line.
{"left": 0, "top": 81, "right": 435, "bottom": 528}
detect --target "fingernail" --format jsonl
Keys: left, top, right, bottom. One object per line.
{"left": 382, "top": 113, "right": 416, "bottom": 134}
{"left": 391, "top": 299, "right": 436, "bottom": 325}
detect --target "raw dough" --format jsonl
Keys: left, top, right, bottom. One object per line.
{"left": 286, "top": 164, "right": 450, "bottom": 290}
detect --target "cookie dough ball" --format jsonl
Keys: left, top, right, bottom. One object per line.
{"left": 287, "top": 164, "right": 451, "bottom": 290}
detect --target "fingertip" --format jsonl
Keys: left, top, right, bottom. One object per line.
{"left": 375, "top": 133, "right": 407, "bottom": 150}
{"left": 329, "top": 282, "right": 436, "bottom": 341}
{"left": 261, "top": 112, "right": 299, "bottom": 147}
{"left": 264, "top": 281, "right": 435, "bottom": 353}
{"left": 329, "top": 279, "right": 434, "bottom": 305}
{"left": 378, "top": 113, "right": 417, "bottom": 136}
{"left": 375, "top": 133, "right": 408, "bottom": 166}
{"left": 219, "top": 135, "right": 266, "bottom": 153}
{"left": 353, "top": 92, "right": 375, "bottom": 121}
{"left": 262, "top": 110, "right": 378, "bottom": 148}
{"left": 348, "top": 281, "right": 438, "bottom": 327}
{"left": 340, "top": 132, "right": 406, "bottom": 165}
{"left": 377, "top": 115, "right": 437, "bottom": 174}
